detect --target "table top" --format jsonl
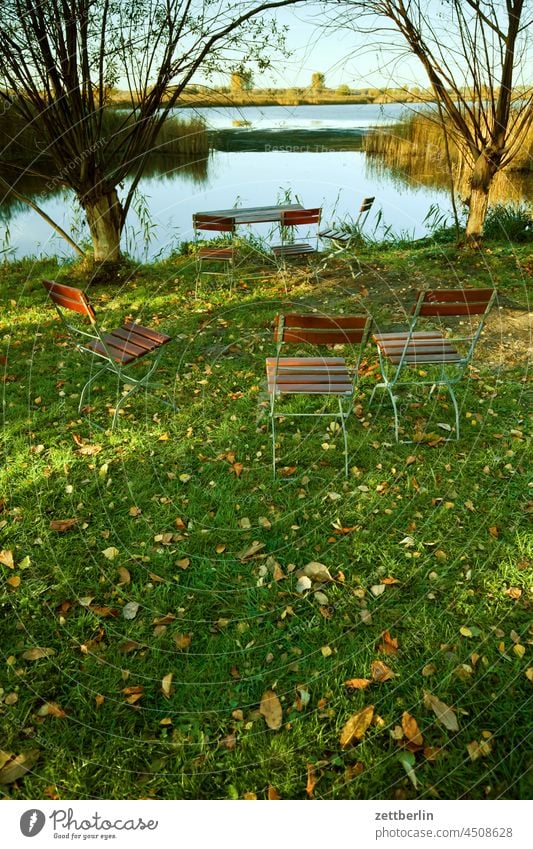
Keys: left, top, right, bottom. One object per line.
{"left": 194, "top": 203, "right": 304, "bottom": 225}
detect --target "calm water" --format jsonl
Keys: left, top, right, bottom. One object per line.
{"left": 0, "top": 103, "right": 527, "bottom": 261}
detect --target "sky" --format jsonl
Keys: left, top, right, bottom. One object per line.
{"left": 203, "top": 3, "right": 431, "bottom": 91}
{"left": 200, "top": 1, "right": 532, "bottom": 92}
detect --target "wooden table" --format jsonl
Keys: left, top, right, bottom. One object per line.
{"left": 193, "top": 203, "right": 304, "bottom": 225}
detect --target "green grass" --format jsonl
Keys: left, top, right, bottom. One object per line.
{"left": 0, "top": 240, "right": 531, "bottom": 800}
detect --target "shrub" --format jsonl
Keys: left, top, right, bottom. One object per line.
{"left": 483, "top": 202, "right": 532, "bottom": 243}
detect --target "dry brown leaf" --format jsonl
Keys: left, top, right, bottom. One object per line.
{"left": 402, "top": 712, "right": 423, "bottom": 747}
{"left": 339, "top": 705, "right": 375, "bottom": 748}
{"left": 382, "top": 576, "right": 400, "bottom": 585}
{"left": 22, "top": 647, "right": 55, "bottom": 661}
{"left": 175, "top": 557, "right": 190, "bottom": 570}
{"left": 267, "top": 785, "right": 281, "bottom": 800}
{"left": 371, "top": 660, "right": 396, "bottom": 683}
{"left": 153, "top": 613, "right": 176, "bottom": 626}
{"left": 95, "top": 695, "right": 104, "bottom": 708}
{"left": 306, "top": 764, "right": 317, "bottom": 797}
{"left": 344, "top": 678, "right": 372, "bottom": 691}
{"left": 424, "top": 692, "right": 459, "bottom": 731}
{"left": 161, "top": 673, "right": 173, "bottom": 699}
{"left": 122, "top": 685, "right": 144, "bottom": 696}
{"left": 174, "top": 632, "right": 192, "bottom": 650}
{"left": 7, "top": 575, "right": 20, "bottom": 588}
{"left": 148, "top": 572, "right": 165, "bottom": 583}
{"left": 488, "top": 526, "right": 499, "bottom": 538}
{"left": 378, "top": 630, "right": 399, "bottom": 655}
{"left": 239, "top": 540, "right": 266, "bottom": 561}
{"left": 49, "top": 518, "right": 78, "bottom": 532}
{"left": 0, "top": 550, "right": 14, "bottom": 569}
{"left": 119, "top": 640, "right": 144, "bottom": 654}
{"left": 117, "top": 567, "right": 131, "bottom": 586}
{"left": 259, "top": 690, "right": 283, "bottom": 730}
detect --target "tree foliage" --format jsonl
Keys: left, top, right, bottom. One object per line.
{"left": 331, "top": 0, "right": 533, "bottom": 243}
{"left": 0, "top": 0, "right": 304, "bottom": 262}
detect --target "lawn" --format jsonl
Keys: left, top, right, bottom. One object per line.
{"left": 0, "top": 238, "right": 531, "bottom": 800}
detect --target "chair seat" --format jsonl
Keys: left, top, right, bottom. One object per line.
{"left": 86, "top": 323, "right": 172, "bottom": 365}
{"left": 319, "top": 228, "right": 352, "bottom": 244}
{"left": 271, "top": 243, "right": 317, "bottom": 257}
{"left": 373, "top": 330, "right": 462, "bottom": 365}
{"left": 198, "top": 247, "right": 233, "bottom": 260}
{"left": 266, "top": 356, "right": 353, "bottom": 395}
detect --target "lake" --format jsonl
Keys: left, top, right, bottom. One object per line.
{"left": 1, "top": 103, "right": 529, "bottom": 261}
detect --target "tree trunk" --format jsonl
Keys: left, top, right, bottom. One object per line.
{"left": 83, "top": 189, "right": 124, "bottom": 262}
{"left": 465, "top": 150, "right": 499, "bottom": 247}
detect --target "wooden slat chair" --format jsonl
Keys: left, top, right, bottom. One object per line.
{"left": 266, "top": 313, "right": 372, "bottom": 477}
{"left": 370, "top": 288, "right": 497, "bottom": 441}
{"left": 42, "top": 280, "right": 175, "bottom": 428}
{"left": 270, "top": 208, "right": 322, "bottom": 277}
{"left": 193, "top": 214, "right": 236, "bottom": 294}
{"left": 319, "top": 196, "right": 375, "bottom": 277}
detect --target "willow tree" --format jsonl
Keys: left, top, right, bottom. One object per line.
{"left": 330, "top": 0, "right": 533, "bottom": 244}
{"left": 0, "top": 0, "right": 303, "bottom": 263}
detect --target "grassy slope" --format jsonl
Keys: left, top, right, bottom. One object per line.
{"left": 0, "top": 240, "right": 531, "bottom": 800}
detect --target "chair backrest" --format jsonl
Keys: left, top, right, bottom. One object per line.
{"left": 42, "top": 279, "right": 96, "bottom": 321}
{"left": 413, "top": 288, "right": 497, "bottom": 318}
{"left": 274, "top": 313, "right": 371, "bottom": 347}
{"left": 281, "top": 208, "right": 321, "bottom": 227}
{"left": 358, "top": 197, "right": 375, "bottom": 215}
{"left": 193, "top": 214, "right": 235, "bottom": 233}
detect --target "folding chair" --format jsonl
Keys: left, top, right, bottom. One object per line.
{"left": 270, "top": 208, "right": 322, "bottom": 278}
{"left": 266, "top": 313, "right": 372, "bottom": 477}
{"left": 370, "top": 288, "right": 497, "bottom": 441}
{"left": 42, "top": 280, "right": 175, "bottom": 428}
{"left": 319, "top": 196, "right": 375, "bottom": 277}
{"left": 192, "top": 214, "right": 236, "bottom": 295}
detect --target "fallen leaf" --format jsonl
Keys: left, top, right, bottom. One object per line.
{"left": 259, "top": 690, "right": 282, "bottom": 730}
{"left": 239, "top": 540, "right": 266, "bottom": 561}
{"left": 49, "top": 518, "right": 78, "bottom": 532}
{"left": 344, "top": 678, "right": 371, "bottom": 691}
{"left": 267, "top": 785, "right": 281, "bottom": 800}
{"left": 378, "top": 630, "right": 399, "bottom": 655}
{"left": 161, "top": 673, "right": 173, "bottom": 699}
{"left": 306, "top": 764, "right": 317, "bottom": 797}
{"left": 488, "top": 526, "right": 499, "bottom": 538}
{"left": 7, "top": 575, "right": 20, "bottom": 588}
{"left": 0, "top": 550, "right": 14, "bottom": 569}
{"left": 0, "top": 749, "right": 40, "bottom": 784}
{"left": 422, "top": 663, "right": 436, "bottom": 676}
{"left": 22, "top": 647, "right": 55, "bottom": 661}
{"left": 296, "top": 576, "right": 312, "bottom": 593}
{"left": 36, "top": 702, "right": 67, "bottom": 718}
{"left": 174, "top": 632, "right": 192, "bottom": 650}
{"left": 382, "top": 576, "right": 400, "bottom": 585}
{"left": 117, "top": 567, "right": 131, "bottom": 586}
{"left": 239, "top": 517, "right": 252, "bottom": 529}
{"left": 398, "top": 750, "right": 418, "bottom": 789}
{"left": 95, "top": 695, "right": 104, "bottom": 708}
{"left": 215, "top": 543, "right": 226, "bottom": 554}
{"left": 340, "top": 705, "right": 375, "bottom": 747}
{"left": 371, "top": 660, "right": 396, "bottom": 683}
{"left": 302, "top": 562, "right": 333, "bottom": 583}
{"left": 102, "top": 546, "right": 119, "bottom": 561}
{"left": 370, "top": 584, "right": 385, "bottom": 597}
{"left": 424, "top": 692, "right": 459, "bottom": 731}
{"left": 119, "top": 640, "right": 144, "bottom": 654}
{"left": 321, "top": 645, "right": 333, "bottom": 657}
{"left": 402, "top": 712, "right": 423, "bottom": 747}
{"left": 505, "top": 587, "right": 522, "bottom": 599}
{"left": 122, "top": 601, "right": 140, "bottom": 620}
{"left": 175, "top": 557, "right": 190, "bottom": 570}
{"left": 129, "top": 506, "right": 142, "bottom": 517}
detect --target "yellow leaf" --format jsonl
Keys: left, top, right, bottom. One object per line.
{"left": 215, "top": 543, "right": 226, "bottom": 554}
{"left": 0, "top": 550, "right": 14, "bottom": 569}
{"left": 267, "top": 785, "right": 281, "bottom": 800}
{"left": 36, "top": 702, "right": 67, "bottom": 718}
{"left": 102, "top": 546, "right": 119, "bottom": 560}
{"left": 161, "top": 673, "right": 173, "bottom": 699}
{"left": 95, "top": 695, "right": 104, "bottom": 708}
{"left": 259, "top": 690, "right": 283, "bottom": 730}
{"left": 460, "top": 626, "right": 473, "bottom": 637}
{"left": 7, "top": 575, "right": 20, "bottom": 588}
{"left": 513, "top": 644, "right": 525, "bottom": 658}
{"left": 525, "top": 668, "right": 533, "bottom": 682}
{"left": 339, "top": 705, "right": 375, "bottom": 747}
{"left": 175, "top": 557, "right": 190, "bottom": 570}
{"left": 174, "top": 633, "right": 192, "bottom": 650}
{"left": 22, "top": 647, "right": 55, "bottom": 661}
{"left": 306, "top": 764, "right": 317, "bottom": 798}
